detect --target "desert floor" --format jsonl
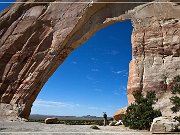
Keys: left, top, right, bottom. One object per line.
{"left": 0, "top": 122, "right": 178, "bottom": 135}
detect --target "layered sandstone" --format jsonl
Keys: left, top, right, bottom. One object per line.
{"left": 0, "top": 0, "right": 180, "bottom": 120}
{"left": 128, "top": 2, "right": 180, "bottom": 103}
{"left": 113, "top": 107, "right": 127, "bottom": 121}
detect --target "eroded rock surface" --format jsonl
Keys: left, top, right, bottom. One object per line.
{"left": 128, "top": 2, "right": 180, "bottom": 104}
{"left": 113, "top": 107, "right": 127, "bottom": 121}
{"left": 150, "top": 116, "right": 180, "bottom": 132}
{"left": 0, "top": 0, "right": 180, "bottom": 120}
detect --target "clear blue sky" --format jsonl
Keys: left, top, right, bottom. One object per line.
{"left": 0, "top": 1, "right": 133, "bottom": 117}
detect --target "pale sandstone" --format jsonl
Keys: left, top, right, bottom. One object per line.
{"left": 150, "top": 116, "right": 180, "bottom": 132}
{"left": 113, "top": 107, "right": 127, "bottom": 121}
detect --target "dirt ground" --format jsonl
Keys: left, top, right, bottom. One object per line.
{"left": 0, "top": 122, "right": 178, "bottom": 135}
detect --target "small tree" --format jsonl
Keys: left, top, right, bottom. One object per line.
{"left": 170, "top": 96, "right": 180, "bottom": 113}
{"left": 171, "top": 75, "right": 180, "bottom": 94}
{"left": 170, "top": 75, "right": 180, "bottom": 122}
{"left": 122, "top": 91, "right": 162, "bottom": 130}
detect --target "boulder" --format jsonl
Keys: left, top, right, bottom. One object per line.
{"left": 45, "top": 118, "right": 58, "bottom": 124}
{"left": 115, "top": 120, "right": 123, "bottom": 126}
{"left": 150, "top": 117, "right": 180, "bottom": 132}
{"left": 109, "top": 120, "right": 123, "bottom": 126}
{"left": 113, "top": 107, "right": 127, "bottom": 121}
{"left": 109, "top": 121, "right": 116, "bottom": 126}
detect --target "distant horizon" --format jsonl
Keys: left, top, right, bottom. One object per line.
{"left": 30, "top": 113, "right": 110, "bottom": 117}
{"left": 30, "top": 112, "right": 113, "bottom": 117}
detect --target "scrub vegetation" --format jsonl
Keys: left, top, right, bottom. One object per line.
{"left": 122, "top": 91, "right": 162, "bottom": 130}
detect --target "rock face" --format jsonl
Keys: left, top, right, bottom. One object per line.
{"left": 0, "top": 0, "right": 180, "bottom": 120}
{"left": 150, "top": 116, "right": 179, "bottom": 132}
{"left": 128, "top": 3, "right": 180, "bottom": 104}
{"left": 153, "top": 92, "right": 180, "bottom": 117}
{"left": 113, "top": 107, "right": 127, "bottom": 121}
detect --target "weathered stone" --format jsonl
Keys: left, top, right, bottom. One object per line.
{"left": 113, "top": 107, "right": 127, "bottom": 121}
{"left": 150, "top": 116, "right": 180, "bottom": 132}
{"left": 115, "top": 120, "right": 123, "bottom": 126}
{"left": 109, "top": 120, "right": 122, "bottom": 126}
{"left": 153, "top": 92, "right": 180, "bottom": 117}
{"left": 109, "top": 121, "right": 116, "bottom": 126}
{"left": 0, "top": 0, "right": 180, "bottom": 121}
{"left": 45, "top": 118, "right": 58, "bottom": 124}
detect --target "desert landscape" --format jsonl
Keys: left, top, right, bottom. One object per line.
{"left": 0, "top": 0, "right": 180, "bottom": 134}
{"left": 0, "top": 121, "right": 150, "bottom": 134}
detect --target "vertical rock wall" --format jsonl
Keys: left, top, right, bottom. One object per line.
{"left": 128, "top": 2, "right": 180, "bottom": 105}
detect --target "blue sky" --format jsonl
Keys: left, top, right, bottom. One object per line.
{"left": 0, "top": 2, "right": 133, "bottom": 117}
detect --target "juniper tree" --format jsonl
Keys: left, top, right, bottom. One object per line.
{"left": 122, "top": 91, "right": 162, "bottom": 130}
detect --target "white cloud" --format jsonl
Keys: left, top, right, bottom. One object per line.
{"left": 123, "top": 72, "right": 129, "bottom": 77}
{"left": 121, "top": 86, "right": 127, "bottom": 95}
{"left": 92, "top": 81, "right": 100, "bottom": 84}
{"left": 88, "top": 107, "right": 99, "bottom": 110}
{"left": 90, "top": 58, "right": 98, "bottom": 61}
{"left": 75, "top": 104, "right": 80, "bottom": 107}
{"left": 33, "top": 99, "right": 79, "bottom": 109}
{"left": 86, "top": 75, "right": 94, "bottom": 80}
{"left": 119, "top": 86, "right": 127, "bottom": 92}
{"left": 91, "top": 68, "right": 99, "bottom": 72}
{"left": 114, "top": 86, "right": 127, "bottom": 96}
{"left": 114, "top": 91, "right": 121, "bottom": 96}
{"left": 87, "top": 106, "right": 105, "bottom": 110}
{"left": 112, "top": 70, "right": 126, "bottom": 74}
{"left": 106, "top": 50, "right": 119, "bottom": 55}
{"left": 72, "top": 61, "right": 77, "bottom": 64}
{"left": 94, "top": 88, "right": 102, "bottom": 92}
{"left": 31, "top": 100, "right": 116, "bottom": 116}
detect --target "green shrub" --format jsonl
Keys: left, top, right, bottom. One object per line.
{"left": 170, "top": 96, "right": 180, "bottom": 113}
{"left": 58, "top": 120, "right": 104, "bottom": 125}
{"left": 170, "top": 75, "right": 180, "bottom": 113}
{"left": 171, "top": 75, "right": 180, "bottom": 94}
{"left": 122, "top": 91, "right": 162, "bottom": 130}
{"left": 174, "top": 116, "right": 180, "bottom": 123}
{"left": 28, "top": 119, "right": 104, "bottom": 125}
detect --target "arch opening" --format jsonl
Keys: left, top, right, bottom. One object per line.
{"left": 31, "top": 20, "right": 133, "bottom": 117}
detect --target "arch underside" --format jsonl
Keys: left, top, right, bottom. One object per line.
{"left": 0, "top": 0, "right": 180, "bottom": 120}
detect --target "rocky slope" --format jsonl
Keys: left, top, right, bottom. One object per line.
{"left": 0, "top": 0, "right": 180, "bottom": 120}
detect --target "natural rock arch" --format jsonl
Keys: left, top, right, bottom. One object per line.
{"left": 0, "top": 0, "right": 180, "bottom": 121}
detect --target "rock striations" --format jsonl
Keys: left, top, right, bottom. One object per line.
{"left": 0, "top": 0, "right": 180, "bottom": 120}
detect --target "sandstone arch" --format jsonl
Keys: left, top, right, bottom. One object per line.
{"left": 0, "top": 0, "right": 180, "bottom": 121}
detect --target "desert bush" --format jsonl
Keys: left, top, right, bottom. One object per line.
{"left": 28, "top": 119, "right": 44, "bottom": 123}
{"left": 170, "top": 96, "right": 180, "bottom": 113}
{"left": 28, "top": 119, "right": 104, "bottom": 125}
{"left": 58, "top": 120, "right": 104, "bottom": 125}
{"left": 170, "top": 75, "right": 180, "bottom": 113}
{"left": 174, "top": 116, "right": 180, "bottom": 123}
{"left": 122, "top": 91, "right": 162, "bottom": 130}
{"left": 171, "top": 75, "right": 180, "bottom": 94}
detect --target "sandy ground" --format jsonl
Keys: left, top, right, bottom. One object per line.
{"left": 0, "top": 122, "right": 146, "bottom": 135}
{"left": 0, "top": 122, "right": 179, "bottom": 135}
